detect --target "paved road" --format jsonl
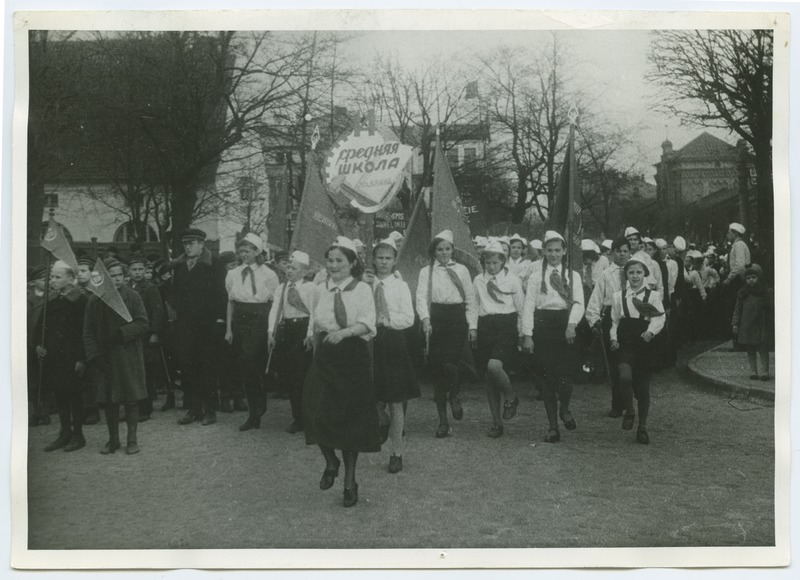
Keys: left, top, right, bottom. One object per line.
{"left": 26, "top": 341, "right": 774, "bottom": 550}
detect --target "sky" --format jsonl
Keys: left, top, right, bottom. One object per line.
{"left": 338, "top": 29, "right": 736, "bottom": 183}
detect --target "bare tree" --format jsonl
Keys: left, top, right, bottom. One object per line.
{"left": 648, "top": 29, "right": 773, "bottom": 257}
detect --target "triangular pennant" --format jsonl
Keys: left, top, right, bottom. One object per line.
{"left": 40, "top": 219, "right": 78, "bottom": 272}
{"left": 291, "top": 155, "right": 341, "bottom": 266}
{"left": 86, "top": 258, "right": 132, "bottom": 322}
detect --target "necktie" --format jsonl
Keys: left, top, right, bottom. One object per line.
{"left": 584, "top": 263, "right": 594, "bottom": 288}
{"left": 241, "top": 266, "right": 256, "bottom": 296}
{"left": 287, "top": 283, "right": 309, "bottom": 315}
{"left": 549, "top": 268, "right": 572, "bottom": 303}
{"left": 333, "top": 288, "right": 347, "bottom": 329}
{"left": 631, "top": 289, "right": 663, "bottom": 318}
{"left": 374, "top": 282, "right": 391, "bottom": 326}
{"left": 486, "top": 276, "right": 513, "bottom": 304}
{"left": 442, "top": 265, "right": 467, "bottom": 302}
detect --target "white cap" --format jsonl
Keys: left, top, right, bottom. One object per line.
{"left": 688, "top": 250, "right": 704, "bottom": 260}
{"left": 482, "top": 240, "right": 505, "bottom": 255}
{"left": 642, "top": 237, "right": 654, "bottom": 245}
{"left": 474, "top": 236, "right": 488, "bottom": 247}
{"left": 624, "top": 226, "right": 640, "bottom": 238}
{"left": 290, "top": 250, "right": 310, "bottom": 266}
{"left": 704, "top": 248, "right": 716, "bottom": 256}
{"left": 352, "top": 239, "right": 365, "bottom": 249}
{"left": 655, "top": 238, "right": 668, "bottom": 249}
{"left": 544, "top": 230, "right": 565, "bottom": 245}
{"left": 51, "top": 260, "right": 74, "bottom": 274}
{"left": 332, "top": 236, "right": 358, "bottom": 254}
{"left": 581, "top": 239, "right": 599, "bottom": 253}
{"left": 434, "top": 230, "right": 454, "bottom": 244}
{"left": 673, "top": 236, "right": 687, "bottom": 252}
{"left": 388, "top": 231, "right": 404, "bottom": 242}
{"left": 499, "top": 236, "right": 510, "bottom": 244}
{"left": 237, "top": 232, "right": 264, "bottom": 253}
{"left": 600, "top": 239, "right": 613, "bottom": 251}
{"left": 376, "top": 237, "right": 397, "bottom": 251}
{"left": 509, "top": 234, "right": 526, "bottom": 245}
{"left": 729, "top": 222, "right": 746, "bottom": 235}
{"left": 530, "top": 240, "right": 543, "bottom": 250}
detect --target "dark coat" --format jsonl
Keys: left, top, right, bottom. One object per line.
{"left": 131, "top": 279, "right": 165, "bottom": 336}
{"left": 83, "top": 285, "right": 149, "bottom": 403}
{"left": 33, "top": 286, "right": 88, "bottom": 392}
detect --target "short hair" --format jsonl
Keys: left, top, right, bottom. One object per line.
{"left": 372, "top": 242, "right": 398, "bottom": 259}
{"left": 427, "top": 236, "right": 453, "bottom": 261}
{"left": 611, "top": 237, "right": 630, "bottom": 252}
{"left": 325, "top": 245, "right": 364, "bottom": 279}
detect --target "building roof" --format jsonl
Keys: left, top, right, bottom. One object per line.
{"left": 672, "top": 132, "right": 737, "bottom": 162}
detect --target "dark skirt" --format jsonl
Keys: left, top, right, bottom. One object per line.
{"left": 429, "top": 303, "right": 468, "bottom": 370}
{"left": 271, "top": 317, "right": 312, "bottom": 392}
{"left": 303, "top": 335, "right": 382, "bottom": 453}
{"left": 476, "top": 313, "right": 518, "bottom": 370}
{"left": 532, "top": 309, "right": 578, "bottom": 380}
{"left": 374, "top": 326, "right": 420, "bottom": 403}
{"left": 617, "top": 317, "right": 657, "bottom": 371}
{"left": 232, "top": 302, "right": 270, "bottom": 366}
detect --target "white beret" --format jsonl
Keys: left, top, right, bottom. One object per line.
{"left": 508, "top": 234, "right": 526, "bottom": 245}
{"left": 600, "top": 239, "right": 613, "bottom": 251}
{"left": 544, "top": 230, "right": 565, "bottom": 244}
{"left": 332, "top": 236, "right": 358, "bottom": 254}
{"left": 655, "top": 238, "right": 668, "bottom": 249}
{"left": 729, "top": 222, "right": 746, "bottom": 235}
{"left": 482, "top": 240, "right": 506, "bottom": 256}
{"left": 673, "top": 236, "right": 687, "bottom": 252}
{"left": 581, "top": 239, "right": 600, "bottom": 253}
{"left": 624, "top": 227, "right": 640, "bottom": 238}
{"left": 237, "top": 232, "right": 264, "bottom": 253}
{"left": 530, "top": 240, "right": 543, "bottom": 250}
{"left": 434, "top": 230, "right": 454, "bottom": 244}
{"left": 376, "top": 237, "right": 397, "bottom": 251}
{"left": 290, "top": 250, "right": 310, "bottom": 266}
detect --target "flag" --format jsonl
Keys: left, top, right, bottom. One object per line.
{"left": 266, "top": 165, "right": 288, "bottom": 251}
{"left": 41, "top": 219, "right": 78, "bottom": 272}
{"left": 396, "top": 192, "right": 431, "bottom": 298}
{"left": 291, "top": 154, "right": 341, "bottom": 266}
{"left": 548, "top": 127, "right": 582, "bottom": 274}
{"left": 431, "top": 133, "right": 480, "bottom": 276}
{"left": 87, "top": 258, "right": 132, "bottom": 322}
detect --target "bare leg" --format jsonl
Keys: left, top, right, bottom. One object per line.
{"left": 388, "top": 402, "right": 404, "bottom": 457}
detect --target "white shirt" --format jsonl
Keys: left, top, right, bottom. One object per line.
{"left": 472, "top": 269, "right": 525, "bottom": 334}
{"left": 309, "top": 277, "right": 376, "bottom": 340}
{"left": 225, "top": 263, "right": 279, "bottom": 304}
{"left": 415, "top": 261, "right": 477, "bottom": 325}
{"left": 610, "top": 284, "right": 666, "bottom": 341}
{"left": 585, "top": 262, "right": 626, "bottom": 327}
{"left": 372, "top": 273, "right": 414, "bottom": 331}
{"left": 520, "top": 263, "right": 585, "bottom": 337}
{"left": 506, "top": 257, "right": 532, "bottom": 281}
{"left": 665, "top": 258, "right": 678, "bottom": 296}
{"left": 727, "top": 239, "right": 751, "bottom": 280}
{"left": 685, "top": 268, "right": 707, "bottom": 300}
{"left": 267, "top": 279, "right": 315, "bottom": 334}
{"left": 632, "top": 250, "right": 664, "bottom": 295}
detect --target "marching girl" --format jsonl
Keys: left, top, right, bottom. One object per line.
{"left": 303, "top": 236, "right": 381, "bottom": 508}
{"left": 521, "top": 231, "right": 584, "bottom": 443}
{"left": 416, "top": 229, "right": 478, "bottom": 438}
{"left": 610, "top": 257, "right": 665, "bottom": 445}
{"left": 506, "top": 234, "right": 531, "bottom": 281}
{"left": 472, "top": 240, "right": 525, "bottom": 438}
{"left": 368, "top": 237, "right": 420, "bottom": 473}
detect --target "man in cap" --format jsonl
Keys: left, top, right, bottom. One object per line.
{"left": 172, "top": 228, "right": 228, "bottom": 426}
{"left": 73, "top": 256, "right": 102, "bottom": 424}
{"left": 27, "top": 266, "right": 51, "bottom": 426}
{"left": 723, "top": 223, "right": 751, "bottom": 287}
{"left": 33, "top": 261, "right": 89, "bottom": 451}
{"left": 75, "top": 256, "right": 95, "bottom": 293}
{"left": 128, "top": 255, "right": 166, "bottom": 421}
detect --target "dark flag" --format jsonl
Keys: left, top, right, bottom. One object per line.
{"left": 267, "top": 164, "right": 288, "bottom": 251}
{"left": 41, "top": 219, "right": 78, "bottom": 272}
{"left": 431, "top": 132, "right": 480, "bottom": 276}
{"left": 548, "top": 124, "right": 582, "bottom": 274}
{"left": 396, "top": 192, "right": 431, "bottom": 298}
{"left": 87, "top": 258, "right": 132, "bottom": 322}
{"left": 291, "top": 154, "right": 341, "bottom": 266}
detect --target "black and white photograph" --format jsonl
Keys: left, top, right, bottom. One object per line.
{"left": 6, "top": 4, "right": 793, "bottom": 572}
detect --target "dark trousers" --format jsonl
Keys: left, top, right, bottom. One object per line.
{"left": 232, "top": 302, "right": 270, "bottom": 422}
{"left": 600, "top": 309, "right": 622, "bottom": 412}
{"left": 175, "top": 320, "right": 221, "bottom": 416}
{"left": 273, "top": 318, "right": 312, "bottom": 422}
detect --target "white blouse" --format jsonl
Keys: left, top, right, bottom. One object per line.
{"left": 372, "top": 273, "right": 414, "bottom": 331}
{"left": 309, "top": 277, "right": 376, "bottom": 341}
{"left": 506, "top": 257, "right": 532, "bottom": 281}
{"left": 520, "top": 262, "right": 585, "bottom": 337}
{"left": 415, "top": 261, "right": 478, "bottom": 327}
{"left": 472, "top": 269, "right": 524, "bottom": 334}
{"left": 267, "top": 279, "right": 315, "bottom": 334}
{"left": 585, "top": 263, "right": 625, "bottom": 327}
{"left": 609, "top": 283, "right": 666, "bottom": 341}
{"left": 225, "top": 263, "right": 279, "bottom": 304}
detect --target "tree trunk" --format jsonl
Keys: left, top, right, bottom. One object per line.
{"left": 170, "top": 189, "right": 198, "bottom": 256}
{"left": 511, "top": 177, "right": 527, "bottom": 224}
{"left": 753, "top": 146, "right": 773, "bottom": 281}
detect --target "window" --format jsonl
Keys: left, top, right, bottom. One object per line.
{"left": 275, "top": 151, "right": 286, "bottom": 164}
{"left": 113, "top": 221, "right": 159, "bottom": 243}
{"left": 446, "top": 148, "right": 459, "bottom": 167}
{"left": 463, "top": 147, "right": 477, "bottom": 166}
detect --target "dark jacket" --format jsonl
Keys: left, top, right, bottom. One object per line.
{"left": 33, "top": 286, "right": 88, "bottom": 390}
{"left": 131, "top": 278, "right": 166, "bottom": 336}
{"left": 171, "top": 247, "right": 227, "bottom": 328}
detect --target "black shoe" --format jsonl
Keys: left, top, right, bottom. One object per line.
{"left": 126, "top": 442, "right": 141, "bottom": 455}
{"left": 83, "top": 409, "right": 101, "bottom": 425}
{"left": 177, "top": 411, "right": 200, "bottom": 425}
{"left": 487, "top": 424, "right": 504, "bottom": 438}
{"left": 760, "top": 375, "right": 770, "bottom": 382}
{"left": 320, "top": 459, "right": 340, "bottom": 490}
{"left": 44, "top": 432, "right": 72, "bottom": 452}
{"left": 232, "top": 398, "right": 248, "bottom": 412}
{"left": 435, "top": 423, "right": 452, "bottom": 438}
{"left": 607, "top": 408, "right": 623, "bottom": 418}
{"left": 138, "top": 414, "right": 151, "bottom": 423}
{"left": 219, "top": 399, "right": 234, "bottom": 413}
{"left": 636, "top": 427, "right": 650, "bottom": 445}
{"left": 100, "top": 440, "right": 120, "bottom": 455}
{"left": 388, "top": 455, "right": 403, "bottom": 474}
{"left": 239, "top": 417, "right": 260, "bottom": 431}
{"left": 544, "top": 429, "right": 560, "bottom": 443}
{"left": 201, "top": 412, "right": 217, "bottom": 426}
{"left": 622, "top": 413, "right": 635, "bottom": 431}
{"left": 449, "top": 396, "right": 463, "bottom": 420}
{"left": 160, "top": 394, "right": 176, "bottom": 412}
{"left": 64, "top": 434, "right": 86, "bottom": 452}
{"left": 343, "top": 483, "right": 359, "bottom": 508}
{"left": 560, "top": 410, "right": 577, "bottom": 431}
{"left": 502, "top": 397, "right": 519, "bottom": 421}
{"left": 285, "top": 421, "right": 304, "bottom": 434}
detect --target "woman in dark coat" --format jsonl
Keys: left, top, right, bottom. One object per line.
{"left": 304, "top": 237, "right": 381, "bottom": 508}
{"left": 34, "top": 261, "right": 88, "bottom": 452}
{"left": 83, "top": 260, "right": 149, "bottom": 455}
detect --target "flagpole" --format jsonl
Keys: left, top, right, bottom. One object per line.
{"left": 566, "top": 107, "right": 578, "bottom": 277}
